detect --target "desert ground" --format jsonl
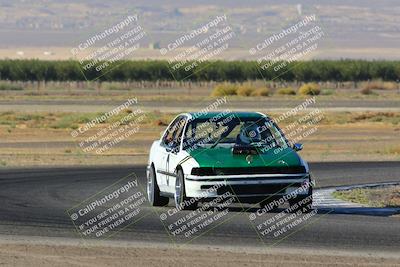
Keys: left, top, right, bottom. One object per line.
{"left": 0, "top": 83, "right": 399, "bottom": 167}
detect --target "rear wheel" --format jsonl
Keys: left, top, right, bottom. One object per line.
{"left": 175, "top": 169, "right": 197, "bottom": 210}
{"left": 147, "top": 165, "right": 169, "bottom": 206}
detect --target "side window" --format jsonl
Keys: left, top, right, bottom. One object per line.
{"left": 162, "top": 117, "right": 180, "bottom": 146}
{"left": 162, "top": 116, "right": 186, "bottom": 150}
{"left": 173, "top": 117, "right": 186, "bottom": 145}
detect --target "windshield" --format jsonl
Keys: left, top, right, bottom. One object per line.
{"left": 182, "top": 115, "right": 288, "bottom": 151}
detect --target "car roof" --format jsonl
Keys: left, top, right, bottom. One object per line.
{"left": 183, "top": 111, "right": 267, "bottom": 120}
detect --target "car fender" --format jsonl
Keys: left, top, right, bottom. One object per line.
{"left": 148, "top": 140, "right": 161, "bottom": 170}
{"left": 175, "top": 151, "right": 200, "bottom": 177}
{"left": 299, "top": 156, "right": 309, "bottom": 173}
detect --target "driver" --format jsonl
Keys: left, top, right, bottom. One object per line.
{"left": 236, "top": 122, "right": 261, "bottom": 144}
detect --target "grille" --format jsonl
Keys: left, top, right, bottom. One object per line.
{"left": 217, "top": 183, "right": 301, "bottom": 195}
{"left": 191, "top": 166, "right": 306, "bottom": 176}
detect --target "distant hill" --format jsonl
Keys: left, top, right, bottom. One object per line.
{"left": 0, "top": 0, "right": 399, "bottom": 59}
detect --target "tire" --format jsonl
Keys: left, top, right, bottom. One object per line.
{"left": 175, "top": 169, "right": 198, "bottom": 210}
{"left": 289, "top": 187, "right": 313, "bottom": 213}
{"left": 147, "top": 165, "right": 169, "bottom": 207}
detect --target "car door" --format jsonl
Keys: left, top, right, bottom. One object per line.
{"left": 157, "top": 116, "right": 183, "bottom": 192}
{"left": 165, "top": 116, "right": 187, "bottom": 193}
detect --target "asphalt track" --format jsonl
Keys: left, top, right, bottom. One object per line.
{"left": 0, "top": 161, "right": 399, "bottom": 252}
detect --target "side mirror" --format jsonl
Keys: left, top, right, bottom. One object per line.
{"left": 293, "top": 143, "right": 303, "bottom": 151}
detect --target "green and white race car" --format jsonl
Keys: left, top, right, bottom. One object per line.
{"left": 146, "top": 111, "right": 312, "bottom": 210}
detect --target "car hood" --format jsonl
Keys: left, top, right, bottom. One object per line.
{"left": 188, "top": 146, "right": 302, "bottom": 168}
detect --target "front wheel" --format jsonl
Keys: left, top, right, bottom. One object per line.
{"left": 147, "top": 165, "right": 169, "bottom": 207}
{"left": 175, "top": 169, "right": 197, "bottom": 210}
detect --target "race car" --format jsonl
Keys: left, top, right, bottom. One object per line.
{"left": 146, "top": 111, "right": 312, "bottom": 210}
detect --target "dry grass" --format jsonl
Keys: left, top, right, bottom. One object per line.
{"left": 211, "top": 83, "right": 238, "bottom": 97}
{"left": 0, "top": 111, "right": 399, "bottom": 167}
{"left": 212, "top": 83, "right": 271, "bottom": 97}
{"left": 333, "top": 185, "right": 400, "bottom": 207}
{"left": 360, "top": 87, "right": 374, "bottom": 95}
{"left": 361, "top": 80, "right": 399, "bottom": 90}
{"left": 350, "top": 112, "right": 400, "bottom": 124}
{"left": 236, "top": 85, "right": 254, "bottom": 96}
{"left": 0, "top": 111, "right": 399, "bottom": 133}
{"left": 0, "top": 111, "right": 177, "bottom": 130}
{"left": 298, "top": 83, "right": 321, "bottom": 95}
{"left": 277, "top": 87, "right": 296, "bottom": 95}
{"left": 251, "top": 87, "right": 270, "bottom": 97}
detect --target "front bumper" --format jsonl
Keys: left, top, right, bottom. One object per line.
{"left": 185, "top": 173, "right": 311, "bottom": 199}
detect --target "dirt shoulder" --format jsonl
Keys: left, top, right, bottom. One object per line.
{"left": 0, "top": 237, "right": 399, "bottom": 267}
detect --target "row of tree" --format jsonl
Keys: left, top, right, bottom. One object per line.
{"left": 0, "top": 59, "right": 399, "bottom": 82}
